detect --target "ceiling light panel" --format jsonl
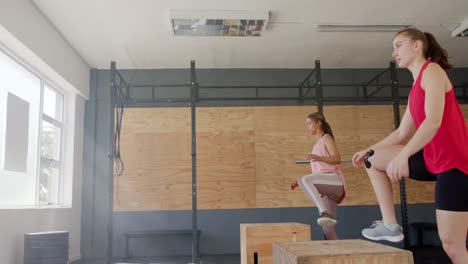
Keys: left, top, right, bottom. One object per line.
{"left": 170, "top": 10, "right": 269, "bottom": 37}
{"left": 316, "top": 24, "right": 411, "bottom": 32}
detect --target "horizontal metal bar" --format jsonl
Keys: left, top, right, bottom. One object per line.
{"left": 322, "top": 83, "right": 391, "bottom": 87}
{"left": 199, "top": 97, "right": 317, "bottom": 101}
{"left": 198, "top": 85, "right": 317, "bottom": 89}
{"left": 117, "top": 84, "right": 468, "bottom": 91}
{"left": 115, "top": 84, "right": 189, "bottom": 88}
{"left": 323, "top": 97, "right": 394, "bottom": 102}
{"left": 116, "top": 83, "right": 468, "bottom": 90}
{"left": 119, "top": 94, "right": 468, "bottom": 107}
{"left": 296, "top": 159, "right": 352, "bottom": 164}
{"left": 124, "top": 98, "right": 191, "bottom": 104}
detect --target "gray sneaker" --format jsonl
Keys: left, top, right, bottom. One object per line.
{"left": 362, "top": 220, "right": 404, "bottom": 242}
{"left": 317, "top": 211, "right": 337, "bottom": 227}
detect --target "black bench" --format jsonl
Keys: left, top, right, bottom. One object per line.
{"left": 123, "top": 229, "right": 201, "bottom": 258}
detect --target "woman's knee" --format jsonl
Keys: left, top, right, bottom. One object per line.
{"left": 440, "top": 234, "right": 462, "bottom": 258}
{"left": 366, "top": 145, "right": 404, "bottom": 172}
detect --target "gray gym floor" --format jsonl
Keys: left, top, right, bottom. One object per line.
{"left": 74, "top": 246, "right": 452, "bottom": 264}
{"left": 73, "top": 254, "right": 239, "bottom": 264}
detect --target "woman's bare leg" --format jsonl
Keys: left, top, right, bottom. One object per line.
{"left": 321, "top": 195, "right": 339, "bottom": 240}
{"left": 436, "top": 210, "right": 468, "bottom": 264}
{"left": 366, "top": 145, "right": 406, "bottom": 225}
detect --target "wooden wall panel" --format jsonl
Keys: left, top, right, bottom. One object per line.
{"left": 120, "top": 107, "right": 191, "bottom": 134}
{"left": 323, "top": 105, "right": 400, "bottom": 206}
{"left": 115, "top": 104, "right": 468, "bottom": 211}
{"left": 114, "top": 108, "right": 192, "bottom": 211}
{"left": 255, "top": 106, "right": 317, "bottom": 208}
{"left": 196, "top": 107, "right": 256, "bottom": 209}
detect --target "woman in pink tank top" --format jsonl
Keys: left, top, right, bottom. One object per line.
{"left": 290, "top": 112, "right": 345, "bottom": 240}
{"left": 352, "top": 28, "right": 468, "bottom": 264}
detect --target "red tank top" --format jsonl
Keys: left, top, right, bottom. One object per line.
{"left": 409, "top": 61, "right": 468, "bottom": 174}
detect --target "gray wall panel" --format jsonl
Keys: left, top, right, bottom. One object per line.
{"left": 82, "top": 65, "right": 468, "bottom": 258}
{"left": 109, "top": 204, "right": 438, "bottom": 257}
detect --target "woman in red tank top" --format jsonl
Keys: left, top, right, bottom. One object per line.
{"left": 352, "top": 28, "right": 468, "bottom": 264}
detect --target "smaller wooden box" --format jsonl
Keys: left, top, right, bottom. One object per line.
{"left": 240, "top": 222, "right": 311, "bottom": 264}
{"left": 273, "top": 239, "right": 414, "bottom": 264}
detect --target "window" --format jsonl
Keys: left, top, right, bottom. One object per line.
{"left": 0, "top": 49, "right": 66, "bottom": 207}
{"left": 39, "top": 85, "right": 64, "bottom": 205}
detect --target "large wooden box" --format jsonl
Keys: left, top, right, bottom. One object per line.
{"left": 241, "top": 222, "right": 311, "bottom": 264}
{"left": 273, "top": 239, "right": 413, "bottom": 264}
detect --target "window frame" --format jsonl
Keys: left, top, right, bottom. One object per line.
{"left": 0, "top": 47, "right": 69, "bottom": 208}
{"left": 36, "top": 82, "right": 66, "bottom": 206}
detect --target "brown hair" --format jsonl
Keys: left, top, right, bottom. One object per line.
{"left": 307, "top": 112, "right": 334, "bottom": 139}
{"left": 396, "top": 28, "right": 452, "bottom": 70}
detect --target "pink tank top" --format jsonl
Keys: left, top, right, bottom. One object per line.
{"left": 310, "top": 134, "right": 346, "bottom": 203}
{"left": 409, "top": 61, "right": 468, "bottom": 174}
{"left": 310, "top": 134, "right": 342, "bottom": 174}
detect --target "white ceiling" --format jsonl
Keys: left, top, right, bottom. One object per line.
{"left": 32, "top": 0, "right": 468, "bottom": 69}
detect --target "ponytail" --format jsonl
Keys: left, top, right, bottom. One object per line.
{"left": 321, "top": 120, "right": 334, "bottom": 140}
{"left": 424, "top": 32, "right": 452, "bottom": 70}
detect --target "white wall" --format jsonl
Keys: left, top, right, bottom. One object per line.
{"left": 0, "top": 95, "right": 85, "bottom": 263}
{"left": 0, "top": 209, "right": 72, "bottom": 263}
{"left": 0, "top": 0, "right": 89, "bottom": 262}
{"left": 0, "top": 0, "right": 90, "bottom": 98}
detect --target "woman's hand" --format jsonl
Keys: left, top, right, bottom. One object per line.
{"left": 352, "top": 150, "right": 367, "bottom": 168}
{"left": 386, "top": 153, "right": 410, "bottom": 183}
{"left": 307, "top": 154, "right": 322, "bottom": 162}
{"left": 290, "top": 181, "right": 299, "bottom": 190}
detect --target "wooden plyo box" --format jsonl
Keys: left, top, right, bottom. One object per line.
{"left": 241, "top": 223, "right": 311, "bottom": 264}
{"left": 273, "top": 239, "right": 414, "bottom": 264}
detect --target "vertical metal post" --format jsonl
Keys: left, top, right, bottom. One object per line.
{"left": 298, "top": 82, "right": 303, "bottom": 104}
{"left": 108, "top": 61, "right": 116, "bottom": 261}
{"left": 463, "top": 86, "right": 467, "bottom": 103}
{"left": 125, "top": 85, "right": 130, "bottom": 101}
{"left": 315, "top": 60, "right": 323, "bottom": 113}
{"left": 363, "top": 85, "right": 368, "bottom": 99}
{"left": 190, "top": 60, "right": 199, "bottom": 264}
{"left": 390, "top": 61, "right": 410, "bottom": 249}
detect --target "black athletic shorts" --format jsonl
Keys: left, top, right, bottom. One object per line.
{"left": 408, "top": 150, "right": 468, "bottom": 211}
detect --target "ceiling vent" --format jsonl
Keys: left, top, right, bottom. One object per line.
{"left": 170, "top": 10, "right": 269, "bottom": 37}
